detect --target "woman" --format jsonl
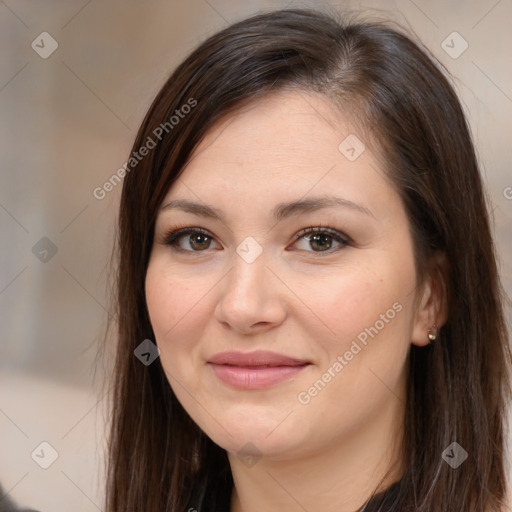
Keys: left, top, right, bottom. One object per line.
{"left": 105, "top": 8, "right": 512, "bottom": 511}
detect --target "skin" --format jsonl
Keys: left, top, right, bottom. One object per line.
{"left": 145, "top": 90, "right": 447, "bottom": 512}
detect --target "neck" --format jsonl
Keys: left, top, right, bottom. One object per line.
{"left": 228, "top": 396, "right": 405, "bottom": 512}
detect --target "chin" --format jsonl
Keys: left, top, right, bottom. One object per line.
{"left": 199, "top": 407, "right": 308, "bottom": 458}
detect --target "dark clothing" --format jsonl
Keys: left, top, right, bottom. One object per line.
{"left": 195, "top": 475, "right": 402, "bottom": 512}
{"left": 0, "top": 485, "right": 38, "bottom": 512}
{"left": 358, "top": 480, "right": 401, "bottom": 511}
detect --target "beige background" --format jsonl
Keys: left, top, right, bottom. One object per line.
{"left": 1, "top": 0, "right": 511, "bottom": 510}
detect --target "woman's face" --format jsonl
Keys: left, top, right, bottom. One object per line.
{"left": 145, "top": 90, "right": 425, "bottom": 461}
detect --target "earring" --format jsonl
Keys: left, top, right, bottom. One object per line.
{"left": 428, "top": 325, "right": 438, "bottom": 341}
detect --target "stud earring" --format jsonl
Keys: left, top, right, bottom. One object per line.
{"left": 428, "top": 325, "right": 438, "bottom": 341}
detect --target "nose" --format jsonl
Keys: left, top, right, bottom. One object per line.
{"left": 214, "top": 250, "right": 287, "bottom": 335}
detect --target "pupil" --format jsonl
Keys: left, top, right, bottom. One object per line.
{"left": 191, "top": 234, "right": 210, "bottom": 250}
{"left": 310, "top": 233, "right": 331, "bottom": 251}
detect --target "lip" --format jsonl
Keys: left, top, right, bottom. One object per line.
{"left": 207, "top": 350, "right": 311, "bottom": 390}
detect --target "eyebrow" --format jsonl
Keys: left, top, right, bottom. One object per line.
{"left": 160, "top": 196, "right": 375, "bottom": 221}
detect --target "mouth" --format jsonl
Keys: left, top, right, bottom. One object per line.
{"left": 207, "top": 350, "right": 311, "bottom": 390}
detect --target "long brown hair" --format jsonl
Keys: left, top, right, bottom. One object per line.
{"left": 105, "top": 8, "right": 512, "bottom": 511}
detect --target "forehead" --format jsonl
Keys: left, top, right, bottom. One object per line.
{"left": 162, "top": 90, "right": 399, "bottom": 222}
{"left": 183, "top": 90, "right": 352, "bottom": 178}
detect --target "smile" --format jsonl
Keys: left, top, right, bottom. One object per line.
{"left": 207, "top": 350, "right": 311, "bottom": 390}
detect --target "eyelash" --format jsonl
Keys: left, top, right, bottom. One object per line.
{"left": 159, "top": 224, "right": 351, "bottom": 256}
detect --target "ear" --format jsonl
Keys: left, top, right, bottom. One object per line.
{"left": 411, "top": 251, "right": 449, "bottom": 347}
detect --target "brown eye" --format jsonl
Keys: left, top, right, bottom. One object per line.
{"left": 292, "top": 227, "right": 349, "bottom": 254}
{"left": 163, "top": 228, "right": 220, "bottom": 252}
{"left": 308, "top": 233, "right": 334, "bottom": 251}
{"left": 185, "top": 233, "right": 212, "bottom": 251}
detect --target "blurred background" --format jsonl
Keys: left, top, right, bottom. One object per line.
{"left": 1, "top": 0, "right": 511, "bottom": 510}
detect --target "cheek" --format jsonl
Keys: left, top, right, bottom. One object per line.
{"left": 145, "top": 260, "right": 210, "bottom": 357}
{"left": 144, "top": 264, "right": 207, "bottom": 408}
{"left": 306, "top": 268, "right": 410, "bottom": 343}
{"left": 303, "top": 253, "right": 417, "bottom": 389}
{"left": 297, "top": 278, "right": 412, "bottom": 423}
